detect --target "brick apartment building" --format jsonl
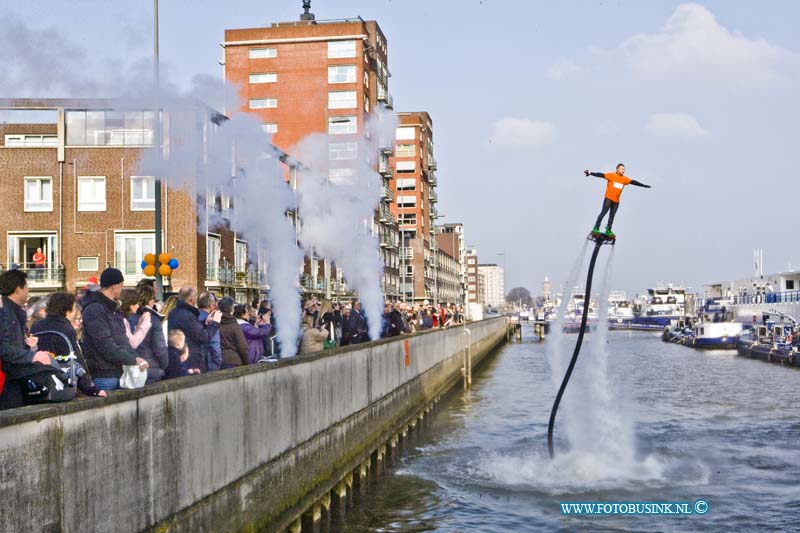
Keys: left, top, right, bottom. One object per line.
{"left": 222, "top": 10, "right": 400, "bottom": 299}
{"left": 0, "top": 98, "right": 276, "bottom": 302}
{"left": 390, "top": 112, "right": 439, "bottom": 304}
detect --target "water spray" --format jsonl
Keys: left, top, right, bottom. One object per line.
{"left": 547, "top": 232, "right": 615, "bottom": 458}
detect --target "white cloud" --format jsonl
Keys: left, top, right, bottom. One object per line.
{"left": 646, "top": 112, "right": 710, "bottom": 141}
{"left": 617, "top": 3, "right": 799, "bottom": 86}
{"left": 490, "top": 117, "right": 556, "bottom": 150}
{"left": 548, "top": 3, "right": 800, "bottom": 87}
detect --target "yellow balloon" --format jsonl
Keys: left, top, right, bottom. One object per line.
{"left": 159, "top": 264, "right": 172, "bottom": 277}
{"left": 143, "top": 264, "right": 156, "bottom": 277}
{"left": 144, "top": 253, "right": 156, "bottom": 266}
{"left": 158, "top": 252, "right": 172, "bottom": 265}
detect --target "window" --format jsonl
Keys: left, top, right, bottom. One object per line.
{"left": 404, "top": 265, "right": 414, "bottom": 277}
{"left": 398, "top": 213, "right": 417, "bottom": 225}
{"left": 396, "top": 144, "right": 415, "bottom": 157}
{"left": 787, "top": 280, "right": 795, "bottom": 290}
{"left": 130, "top": 176, "right": 155, "bottom": 211}
{"left": 77, "top": 257, "right": 99, "bottom": 272}
{"left": 328, "top": 65, "right": 356, "bottom": 83}
{"left": 328, "top": 115, "right": 357, "bottom": 135}
{"left": 363, "top": 70, "right": 369, "bottom": 88}
{"left": 235, "top": 240, "right": 247, "bottom": 272}
{"left": 5, "top": 134, "right": 57, "bottom": 147}
{"left": 328, "top": 91, "right": 357, "bottom": 110}
{"left": 65, "top": 110, "right": 154, "bottom": 146}
{"left": 364, "top": 94, "right": 369, "bottom": 114}
{"left": 249, "top": 48, "right": 276, "bottom": 59}
{"left": 78, "top": 176, "right": 106, "bottom": 211}
{"left": 24, "top": 177, "right": 53, "bottom": 212}
{"left": 329, "top": 142, "right": 358, "bottom": 160}
{"left": 396, "top": 178, "right": 416, "bottom": 191}
{"left": 114, "top": 232, "right": 155, "bottom": 278}
{"left": 249, "top": 72, "right": 277, "bottom": 84}
{"left": 207, "top": 234, "right": 221, "bottom": 279}
{"left": 250, "top": 98, "right": 277, "bottom": 109}
{"left": 397, "top": 195, "right": 416, "bottom": 208}
{"left": 328, "top": 40, "right": 356, "bottom": 58}
{"left": 396, "top": 127, "right": 415, "bottom": 140}
{"left": 261, "top": 123, "right": 278, "bottom": 134}
{"left": 396, "top": 161, "right": 416, "bottom": 173}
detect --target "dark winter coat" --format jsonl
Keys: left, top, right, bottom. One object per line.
{"left": 348, "top": 308, "right": 369, "bottom": 344}
{"left": 31, "top": 315, "right": 101, "bottom": 396}
{"left": 80, "top": 290, "right": 139, "bottom": 379}
{"left": 167, "top": 300, "right": 219, "bottom": 372}
{"left": 0, "top": 296, "right": 35, "bottom": 408}
{"left": 219, "top": 314, "right": 249, "bottom": 367}
{"left": 387, "top": 310, "right": 408, "bottom": 337}
{"left": 128, "top": 307, "right": 169, "bottom": 383}
{"left": 198, "top": 309, "right": 222, "bottom": 371}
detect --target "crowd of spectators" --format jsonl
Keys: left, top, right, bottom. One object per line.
{"left": 0, "top": 267, "right": 466, "bottom": 410}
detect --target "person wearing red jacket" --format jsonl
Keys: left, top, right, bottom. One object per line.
{"left": 584, "top": 164, "right": 651, "bottom": 238}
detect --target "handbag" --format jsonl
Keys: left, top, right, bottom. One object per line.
{"left": 119, "top": 364, "right": 147, "bottom": 389}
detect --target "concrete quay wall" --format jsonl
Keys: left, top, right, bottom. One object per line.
{"left": 0, "top": 317, "right": 506, "bottom": 532}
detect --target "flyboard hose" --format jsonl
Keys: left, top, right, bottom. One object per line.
{"left": 547, "top": 238, "right": 604, "bottom": 458}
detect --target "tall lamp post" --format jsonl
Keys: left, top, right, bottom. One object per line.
{"left": 153, "top": 0, "right": 164, "bottom": 298}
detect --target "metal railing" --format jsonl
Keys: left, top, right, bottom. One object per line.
{"left": 381, "top": 184, "right": 395, "bottom": 202}
{"left": 428, "top": 156, "right": 437, "bottom": 171}
{"left": 429, "top": 188, "right": 438, "bottom": 203}
{"left": 1, "top": 263, "right": 65, "bottom": 286}
{"left": 704, "top": 291, "right": 800, "bottom": 307}
{"left": 378, "top": 203, "right": 396, "bottom": 225}
{"left": 428, "top": 172, "right": 437, "bottom": 186}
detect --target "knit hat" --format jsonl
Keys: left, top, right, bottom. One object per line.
{"left": 99, "top": 268, "right": 125, "bottom": 288}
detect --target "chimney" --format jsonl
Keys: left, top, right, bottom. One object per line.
{"left": 300, "top": 0, "right": 315, "bottom": 21}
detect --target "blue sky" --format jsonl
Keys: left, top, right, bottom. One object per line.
{"left": 4, "top": 1, "right": 800, "bottom": 296}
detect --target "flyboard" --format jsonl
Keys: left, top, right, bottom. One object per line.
{"left": 546, "top": 230, "right": 615, "bottom": 458}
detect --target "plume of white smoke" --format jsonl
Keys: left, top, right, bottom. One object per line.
{"left": 291, "top": 107, "right": 398, "bottom": 340}
{"left": 134, "top": 79, "right": 304, "bottom": 357}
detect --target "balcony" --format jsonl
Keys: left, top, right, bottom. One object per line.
{"left": 428, "top": 156, "right": 437, "bottom": 171}
{"left": 380, "top": 232, "right": 398, "bottom": 249}
{"left": 206, "top": 262, "right": 235, "bottom": 286}
{"left": 378, "top": 158, "right": 394, "bottom": 178}
{"left": 381, "top": 184, "right": 395, "bottom": 202}
{"left": 377, "top": 86, "right": 394, "bottom": 110}
{"left": 378, "top": 203, "right": 396, "bottom": 225}
{"left": 429, "top": 188, "right": 438, "bottom": 203}
{"left": 2, "top": 264, "right": 65, "bottom": 291}
{"left": 428, "top": 172, "right": 437, "bottom": 186}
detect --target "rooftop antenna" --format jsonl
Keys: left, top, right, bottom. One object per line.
{"left": 300, "top": 0, "right": 315, "bottom": 21}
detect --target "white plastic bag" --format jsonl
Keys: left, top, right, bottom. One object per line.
{"left": 119, "top": 364, "right": 147, "bottom": 389}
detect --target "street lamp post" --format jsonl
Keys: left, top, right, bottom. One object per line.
{"left": 153, "top": 0, "right": 164, "bottom": 299}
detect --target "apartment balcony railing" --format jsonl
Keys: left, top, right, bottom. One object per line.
{"left": 428, "top": 156, "right": 437, "bottom": 171}
{"left": 378, "top": 159, "right": 394, "bottom": 178}
{"left": 206, "top": 262, "right": 235, "bottom": 286}
{"left": 377, "top": 86, "right": 394, "bottom": 110}
{"left": 380, "top": 232, "right": 399, "bottom": 249}
{"left": 378, "top": 203, "right": 396, "bottom": 225}
{"left": 381, "top": 184, "right": 395, "bottom": 202}
{"left": 429, "top": 188, "right": 438, "bottom": 203}
{"left": 428, "top": 172, "right": 437, "bottom": 186}
{"left": 2, "top": 263, "right": 65, "bottom": 289}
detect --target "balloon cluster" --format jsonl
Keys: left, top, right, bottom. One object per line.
{"left": 141, "top": 253, "right": 180, "bottom": 278}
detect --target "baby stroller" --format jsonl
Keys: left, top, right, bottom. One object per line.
{"left": 17, "top": 330, "right": 81, "bottom": 404}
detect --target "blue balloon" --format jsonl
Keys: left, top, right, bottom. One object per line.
{"left": 168, "top": 258, "right": 179, "bottom": 269}
{"left": 141, "top": 260, "right": 147, "bottom": 269}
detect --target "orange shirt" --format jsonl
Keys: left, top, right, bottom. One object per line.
{"left": 32, "top": 252, "right": 45, "bottom": 266}
{"left": 603, "top": 173, "right": 632, "bottom": 203}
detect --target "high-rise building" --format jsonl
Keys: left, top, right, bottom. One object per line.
{"left": 390, "top": 112, "right": 437, "bottom": 303}
{"left": 465, "top": 246, "right": 479, "bottom": 304}
{"left": 478, "top": 263, "right": 505, "bottom": 309}
{"left": 436, "top": 223, "right": 465, "bottom": 306}
{"left": 223, "top": 9, "right": 400, "bottom": 299}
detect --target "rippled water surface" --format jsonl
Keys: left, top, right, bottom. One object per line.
{"left": 339, "top": 327, "right": 800, "bottom": 532}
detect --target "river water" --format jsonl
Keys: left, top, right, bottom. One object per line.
{"left": 339, "top": 327, "right": 800, "bottom": 531}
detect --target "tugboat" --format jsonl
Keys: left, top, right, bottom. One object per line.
{"left": 736, "top": 312, "right": 799, "bottom": 367}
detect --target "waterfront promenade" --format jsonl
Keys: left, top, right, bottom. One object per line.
{"left": 0, "top": 317, "right": 506, "bottom": 532}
